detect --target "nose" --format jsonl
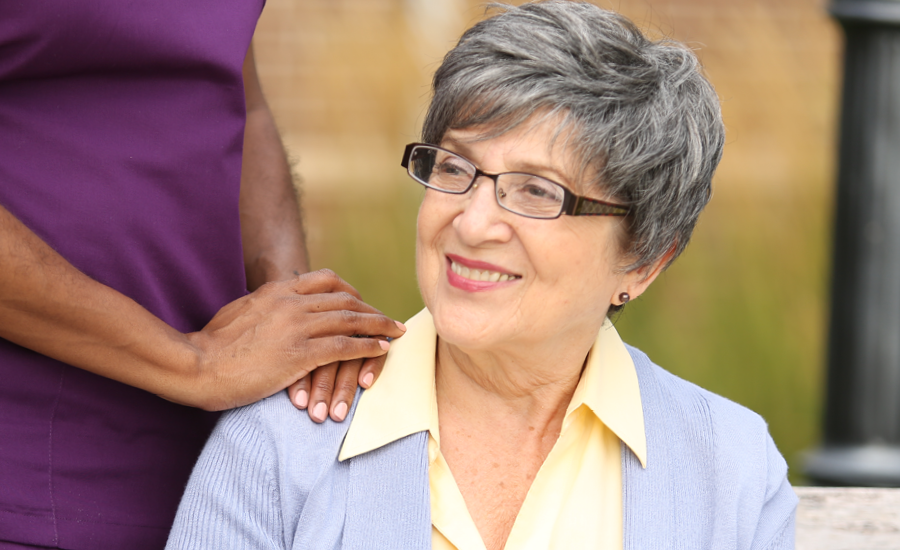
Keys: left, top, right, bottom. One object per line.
{"left": 452, "top": 175, "right": 514, "bottom": 245}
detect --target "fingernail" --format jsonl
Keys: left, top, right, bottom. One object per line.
{"left": 361, "top": 372, "right": 375, "bottom": 387}
{"left": 333, "top": 402, "right": 348, "bottom": 421}
{"left": 378, "top": 339, "right": 390, "bottom": 351}
{"left": 294, "top": 390, "right": 308, "bottom": 409}
{"left": 395, "top": 320, "right": 407, "bottom": 331}
{"left": 313, "top": 402, "right": 328, "bottom": 421}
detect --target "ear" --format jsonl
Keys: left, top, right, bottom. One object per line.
{"left": 612, "top": 244, "right": 677, "bottom": 305}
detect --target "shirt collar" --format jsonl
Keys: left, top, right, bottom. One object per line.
{"left": 567, "top": 319, "right": 647, "bottom": 467}
{"left": 339, "top": 309, "right": 646, "bottom": 468}
{"left": 339, "top": 308, "right": 438, "bottom": 461}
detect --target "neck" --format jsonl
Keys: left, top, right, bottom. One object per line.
{"left": 434, "top": 333, "right": 594, "bottom": 431}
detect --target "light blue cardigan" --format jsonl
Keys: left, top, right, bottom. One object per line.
{"left": 167, "top": 345, "right": 797, "bottom": 549}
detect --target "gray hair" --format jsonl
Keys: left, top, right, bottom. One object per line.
{"left": 422, "top": 0, "right": 725, "bottom": 274}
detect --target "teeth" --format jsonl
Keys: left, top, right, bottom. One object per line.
{"left": 450, "top": 260, "right": 518, "bottom": 282}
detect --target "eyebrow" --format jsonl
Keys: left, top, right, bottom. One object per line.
{"left": 439, "top": 135, "right": 576, "bottom": 189}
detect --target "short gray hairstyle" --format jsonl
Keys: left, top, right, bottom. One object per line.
{"left": 422, "top": 0, "right": 725, "bottom": 273}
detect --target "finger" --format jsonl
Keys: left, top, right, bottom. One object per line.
{"left": 287, "top": 375, "right": 311, "bottom": 410}
{"left": 288, "top": 269, "right": 363, "bottom": 299}
{"left": 293, "top": 290, "right": 385, "bottom": 316}
{"left": 301, "top": 336, "right": 391, "bottom": 370}
{"left": 308, "top": 361, "right": 338, "bottom": 423}
{"left": 298, "top": 310, "right": 407, "bottom": 340}
{"left": 358, "top": 355, "right": 387, "bottom": 389}
{"left": 329, "top": 359, "right": 364, "bottom": 422}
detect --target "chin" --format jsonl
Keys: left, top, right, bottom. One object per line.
{"left": 429, "top": 301, "right": 509, "bottom": 350}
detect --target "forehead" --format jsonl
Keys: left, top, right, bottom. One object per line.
{"left": 441, "top": 120, "right": 595, "bottom": 193}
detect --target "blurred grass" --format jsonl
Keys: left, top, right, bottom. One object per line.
{"left": 305, "top": 183, "right": 425, "bottom": 321}
{"left": 304, "top": 180, "right": 832, "bottom": 485}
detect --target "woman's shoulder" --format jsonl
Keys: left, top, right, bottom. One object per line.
{"left": 168, "top": 392, "right": 362, "bottom": 549}
{"left": 624, "top": 343, "right": 769, "bottom": 435}
{"left": 622, "top": 344, "right": 796, "bottom": 549}
{"left": 216, "top": 390, "right": 356, "bottom": 463}
{"left": 624, "top": 342, "right": 780, "bottom": 473}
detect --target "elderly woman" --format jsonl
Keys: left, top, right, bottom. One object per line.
{"left": 167, "top": 2, "right": 797, "bottom": 549}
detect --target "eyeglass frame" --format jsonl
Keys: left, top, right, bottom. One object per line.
{"left": 401, "top": 143, "right": 630, "bottom": 220}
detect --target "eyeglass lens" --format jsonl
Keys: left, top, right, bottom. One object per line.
{"left": 407, "top": 145, "right": 566, "bottom": 219}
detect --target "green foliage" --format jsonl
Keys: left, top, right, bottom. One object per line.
{"left": 306, "top": 184, "right": 425, "bottom": 322}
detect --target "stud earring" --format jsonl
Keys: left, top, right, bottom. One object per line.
{"left": 618, "top": 292, "right": 630, "bottom": 304}
{"left": 472, "top": 182, "right": 479, "bottom": 190}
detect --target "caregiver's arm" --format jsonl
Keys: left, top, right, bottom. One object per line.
{"left": 240, "top": 43, "right": 310, "bottom": 289}
{"left": 0, "top": 203, "right": 403, "bottom": 411}
{"left": 240, "top": 45, "right": 391, "bottom": 422}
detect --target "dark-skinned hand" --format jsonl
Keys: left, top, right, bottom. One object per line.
{"left": 180, "top": 269, "right": 405, "bottom": 412}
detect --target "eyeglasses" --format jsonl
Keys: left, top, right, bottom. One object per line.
{"left": 401, "top": 143, "right": 630, "bottom": 220}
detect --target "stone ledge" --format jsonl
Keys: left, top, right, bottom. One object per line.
{"left": 795, "top": 487, "right": 900, "bottom": 549}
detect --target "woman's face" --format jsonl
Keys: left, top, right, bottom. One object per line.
{"left": 416, "top": 120, "right": 650, "bottom": 354}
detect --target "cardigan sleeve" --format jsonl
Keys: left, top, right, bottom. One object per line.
{"left": 166, "top": 403, "right": 286, "bottom": 550}
{"left": 751, "top": 433, "right": 798, "bottom": 550}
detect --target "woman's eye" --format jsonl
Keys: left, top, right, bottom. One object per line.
{"left": 518, "top": 181, "right": 558, "bottom": 199}
{"left": 524, "top": 184, "right": 550, "bottom": 197}
{"left": 511, "top": 178, "right": 562, "bottom": 203}
{"left": 435, "top": 162, "right": 470, "bottom": 177}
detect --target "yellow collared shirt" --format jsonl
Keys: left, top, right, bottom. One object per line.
{"left": 341, "top": 309, "right": 646, "bottom": 550}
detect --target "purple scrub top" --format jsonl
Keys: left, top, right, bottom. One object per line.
{"left": 0, "top": 1, "right": 263, "bottom": 547}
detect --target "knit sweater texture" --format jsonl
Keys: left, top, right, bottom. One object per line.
{"left": 167, "top": 344, "right": 797, "bottom": 549}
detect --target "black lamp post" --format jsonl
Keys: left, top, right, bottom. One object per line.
{"left": 805, "top": 0, "right": 900, "bottom": 486}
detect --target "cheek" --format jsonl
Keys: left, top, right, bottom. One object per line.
{"left": 415, "top": 196, "right": 449, "bottom": 302}
{"left": 416, "top": 195, "right": 443, "bottom": 255}
{"left": 415, "top": 205, "right": 432, "bottom": 284}
{"left": 547, "top": 227, "right": 624, "bottom": 303}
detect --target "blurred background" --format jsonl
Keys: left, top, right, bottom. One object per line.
{"left": 253, "top": 0, "right": 840, "bottom": 484}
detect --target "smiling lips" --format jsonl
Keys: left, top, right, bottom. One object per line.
{"left": 446, "top": 254, "right": 521, "bottom": 291}
{"left": 450, "top": 260, "right": 518, "bottom": 282}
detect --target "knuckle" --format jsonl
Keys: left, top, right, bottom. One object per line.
{"left": 332, "top": 336, "right": 354, "bottom": 355}
{"left": 337, "top": 380, "right": 358, "bottom": 395}
{"left": 336, "top": 370, "right": 359, "bottom": 390}
{"left": 316, "top": 268, "right": 340, "bottom": 282}
{"left": 256, "top": 280, "right": 281, "bottom": 295}
{"left": 335, "top": 292, "right": 358, "bottom": 308}
{"left": 312, "top": 376, "right": 334, "bottom": 393}
{"left": 338, "top": 309, "right": 360, "bottom": 324}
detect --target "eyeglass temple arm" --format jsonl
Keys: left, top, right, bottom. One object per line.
{"left": 570, "top": 195, "right": 630, "bottom": 216}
